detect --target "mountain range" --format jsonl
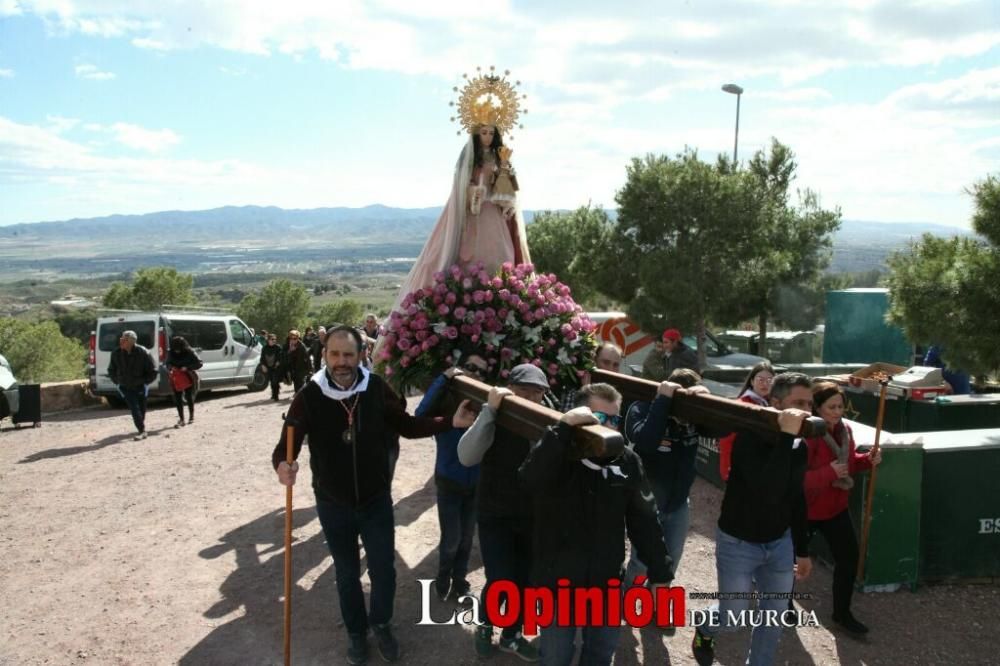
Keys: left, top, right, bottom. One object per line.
{"left": 0, "top": 204, "right": 974, "bottom": 275}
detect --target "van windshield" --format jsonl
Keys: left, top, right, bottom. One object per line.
{"left": 98, "top": 322, "right": 156, "bottom": 351}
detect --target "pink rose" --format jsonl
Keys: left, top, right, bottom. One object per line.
{"left": 400, "top": 356, "right": 411, "bottom": 368}
{"left": 437, "top": 304, "right": 450, "bottom": 316}
{"left": 501, "top": 262, "right": 514, "bottom": 273}
{"left": 462, "top": 277, "right": 474, "bottom": 289}
{"left": 472, "top": 291, "right": 485, "bottom": 304}
{"left": 491, "top": 277, "right": 503, "bottom": 289}
{"left": 484, "top": 291, "right": 494, "bottom": 302}
{"left": 454, "top": 306, "right": 467, "bottom": 319}
{"left": 397, "top": 338, "right": 412, "bottom": 351}
{"left": 415, "top": 330, "right": 429, "bottom": 342}
{"left": 445, "top": 327, "right": 459, "bottom": 339}
{"left": 498, "top": 289, "right": 511, "bottom": 301}
{"left": 433, "top": 271, "right": 446, "bottom": 283}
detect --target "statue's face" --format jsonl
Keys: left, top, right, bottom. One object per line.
{"left": 478, "top": 125, "right": 495, "bottom": 148}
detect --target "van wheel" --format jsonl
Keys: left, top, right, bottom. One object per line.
{"left": 248, "top": 367, "right": 268, "bottom": 392}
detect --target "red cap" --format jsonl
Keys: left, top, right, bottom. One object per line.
{"left": 662, "top": 328, "right": 682, "bottom": 342}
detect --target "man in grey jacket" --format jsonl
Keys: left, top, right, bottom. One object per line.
{"left": 457, "top": 363, "right": 549, "bottom": 662}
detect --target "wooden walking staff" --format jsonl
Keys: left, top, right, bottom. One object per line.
{"left": 449, "top": 375, "right": 625, "bottom": 459}
{"left": 857, "top": 380, "right": 889, "bottom": 581}
{"left": 283, "top": 425, "right": 294, "bottom": 666}
{"left": 592, "top": 370, "right": 829, "bottom": 439}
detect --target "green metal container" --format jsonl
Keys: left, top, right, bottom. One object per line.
{"left": 822, "top": 289, "right": 912, "bottom": 365}
{"left": 762, "top": 331, "right": 817, "bottom": 364}
{"left": 842, "top": 386, "right": 1000, "bottom": 433}
{"left": 917, "top": 429, "right": 1000, "bottom": 580}
{"left": 717, "top": 331, "right": 759, "bottom": 355}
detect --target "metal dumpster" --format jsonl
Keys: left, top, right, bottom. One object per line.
{"left": 717, "top": 330, "right": 759, "bottom": 355}
{"left": 762, "top": 331, "right": 817, "bottom": 364}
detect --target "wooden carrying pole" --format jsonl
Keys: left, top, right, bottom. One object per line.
{"left": 449, "top": 375, "right": 625, "bottom": 459}
{"left": 283, "top": 426, "right": 294, "bottom": 666}
{"left": 592, "top": 370, "right": 828, "bottom": 440}
{"left": 857, "top": 381, "right": 888, "bottom": 581}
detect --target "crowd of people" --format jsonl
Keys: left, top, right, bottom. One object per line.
{"left": 267, "top": 323, "right": 881, "bottom": 666}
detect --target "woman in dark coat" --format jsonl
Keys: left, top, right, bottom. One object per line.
{"left": 165, "top": 336, "right": 203, "bottom": 427}
{"left": 283, "top": 329, "right": 311, "bottom": 394}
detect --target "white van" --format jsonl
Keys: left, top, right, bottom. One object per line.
{"left": 89, "top": 309, "right": 266, "bottom": 405}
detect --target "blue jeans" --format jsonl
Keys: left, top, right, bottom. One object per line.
{"left": 627, "top": 499, "right": 690, "bottom": 580}
{"left": 314, "top": 491, "right": 396, "bottom": 636}
{"left": 539, "top": 599, "right": 621, "bottom": 666}
{"left": 700, "top": 527, "right": 795, "bottom": 666}
{"left": 478, "top": 514, "right": 532, "bottom": 640}
{"left": 119, "top": 385, "right": 147, "bottom": 433}
{"left": 436, "top": 485, "right": 476, "bottom": 585}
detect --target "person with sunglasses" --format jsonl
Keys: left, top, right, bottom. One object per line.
{"left": 283, "top": 329, "right": 311, "bottom": 394}
{"left": 519, "top": 382, "right": 672, "bottom": 665}
{"left": 415, "top": 351, "right": 490, "bottom": 606}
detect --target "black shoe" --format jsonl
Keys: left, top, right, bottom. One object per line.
{"left": 449, "top": 579, "right": 472, "bottom": 605}
{"left": 691, "top": 628, "right": 715, "bottom": 666}
{"left": 433, "top": 576, "right": 450, "bottom": 601}
{"left": 372, "top": 623, "right": 400, "bottom": 662}
{"left": 346, "top": 632, "right": 369, "bottom": 665}
{"left": 833, "top": 612, "right": 869, "bottom": 636}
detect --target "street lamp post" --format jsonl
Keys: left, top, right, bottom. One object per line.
{"left": 721, "top": 83, "right": 743, "bottom": 164}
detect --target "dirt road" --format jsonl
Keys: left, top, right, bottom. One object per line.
{"left": 1, "top": 388, "right": 997, "bottom": 665}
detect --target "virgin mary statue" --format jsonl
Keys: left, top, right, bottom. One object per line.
{"left": 390, "top": 68, "right": 531, "bottom": 313}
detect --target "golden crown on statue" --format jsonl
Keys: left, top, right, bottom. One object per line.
{"left": 449, "top": 66, "right": 527, "bottom": 137}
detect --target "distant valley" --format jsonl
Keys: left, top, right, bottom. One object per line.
{"left": 0, "top": 204, "right": 973, "bottom": 281}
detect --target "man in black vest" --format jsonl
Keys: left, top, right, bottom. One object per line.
{"left": 458, "top": 363, "right": 550, "bottom": 662}
{"left": 273, "top": 325, "right": 474, "bottom": 665}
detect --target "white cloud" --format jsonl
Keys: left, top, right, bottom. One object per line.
{"left": 0, "top": 67, "right": 13, "bottom": 78}
{"left": 110, "top": 122, "right": 181, "bottom": 152}
{"left": 46, "top": 115, "right": 81, "bottom": 133}
{"left": 75, "top": 63, "right": 116, "bottom": 80}
{"left": 885, "top": 67, "right": 1000, "bottom": 120}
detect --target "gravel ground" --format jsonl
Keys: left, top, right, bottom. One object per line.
{"left": 1, "top": 388, "right": 998, "bottom": 665}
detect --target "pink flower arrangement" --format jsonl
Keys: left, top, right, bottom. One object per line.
{"left": 377, "top": 261, "right": 597, "bottom": 391}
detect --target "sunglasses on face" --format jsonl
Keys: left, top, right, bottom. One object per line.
{"left": 463, "top": 363, "right": 487, "bottom": 375}
{"left": 593, "top": 411, "right": 621, "bottom": 428}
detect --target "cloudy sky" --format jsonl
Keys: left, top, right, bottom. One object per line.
{"left": 1, "top": 0, "right": 997, "bottom": 228}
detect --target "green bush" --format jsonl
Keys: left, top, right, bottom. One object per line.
{"left": 0, "top": 319, "right": 87, "bottom": 383}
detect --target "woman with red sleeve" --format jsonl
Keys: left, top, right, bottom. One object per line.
{"left": 718, "top": 361, "right": 774, "bottom": 481}
{"left": 804, "top": 381, "right": 882, "bottom": 636}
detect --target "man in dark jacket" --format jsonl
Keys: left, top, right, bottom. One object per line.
{"left": 415, "top": 352, "right": 487, "bottom": 604}
{"left": 273, "top": 326, "right": 473, "bottom": 665}
{"left": 691, "top": 372, "right": 814, "bottom": 666}
{"left": 259, "top": 333, "right": 284, "bottom": 401}
{"left": 642, "top": 329, "right": 699, "bottom": 381}
{"left": 521, "top": 382, "right": 672, "bottom": 665}
{"left": 625, "top": 369, "right": 724, "bottom": 584}
{"left": 458, "top": 363, "right": 549, "bottom": 662}
{"left": 107, "top": 329, "right": 157, "bottom": 440}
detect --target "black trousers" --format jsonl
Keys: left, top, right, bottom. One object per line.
{"left": 173, "top": 388, "right": 195, "bottom": 419}
{"left": 810, "top": 509, "right": 859, "bottom": 617}
{"left": 266, "top": 367, "right": 282, "bottom": 398}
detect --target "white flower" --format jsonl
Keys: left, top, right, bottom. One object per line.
{"left": 505, "top": 311, "right": 518, "bottom": 327}
{"left": 556, "top": 348, "right": 572, "bottom": 364}
{"left": 521, "top": 325, "right": 542, "bottom": 343}
{"left": 482, "top": 331, "right": 507, "bottom": 347}
{"left": 432, "top": 322, "right": 449, "bottom": 335}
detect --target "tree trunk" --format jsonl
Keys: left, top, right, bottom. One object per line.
{"left": 758, "top": 311, "right": 768, "bottom": 359}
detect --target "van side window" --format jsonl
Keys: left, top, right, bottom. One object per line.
{"left": 169, "top": 320, "right": 227, "bottom": 351}
{"left": 229, "top": 320, "right": 253, "bottom": 346}
{"left": 98, "top": 322, "right": 156, "bottom": 351}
